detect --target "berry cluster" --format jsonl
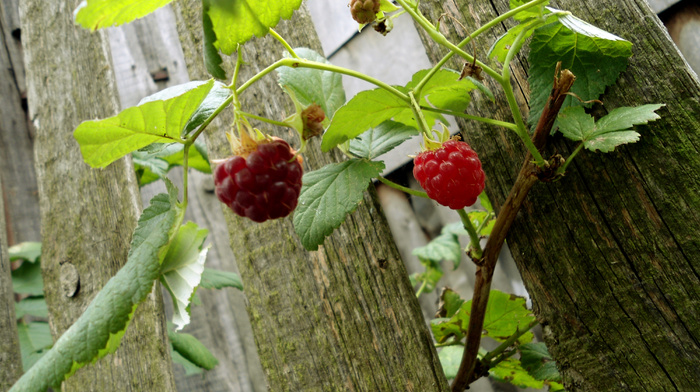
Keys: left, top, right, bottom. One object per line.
{"left": 413, "top": 139, "right": 485, "bottom": 210}
{"left": 214, "top": 138, "right": 303, "bottom": 222}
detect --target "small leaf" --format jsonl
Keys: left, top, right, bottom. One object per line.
{"left": 528, "top": 16, "right": 632, "bottom": 128}
{"left": 8, "top": 242, "right": 42, "bottom": 263}
{"left": 278, "top": 48, "right": 346, "bottom": 119}
{"left": 11, "top": 259, "right": 44, "bottom": 296}
{"left": 489, "top": 18, "right": 541, "bottom": 63}
{"left": 15, "top": 297, "right": 49, "bottom": 319}
{"left": 133, "top": 153, "right": 169, "bottom": 186}
{"left": 412, "top": 228, "right": 462, "bottom": 270}
{"left": 349, "top": 120, "right": 418, "bottom": 160}
{"left": 557, "top": 106, "right": 596, "bottom": 142}
{"left": 413, "top": 258, "right": 443, "bottom": 293}
{"left": 404, "top": 69, "right": 478, "bottom": 114}
{"left": 168, "top": 329, "right": 219, "bottom": 370}
{"left": 206, "top": 0, "right": 303, "bottom": 54}
{"left": 74, "top": 0, "right": 173, "bottom": 30}
{"left": 438, "top": 345, "right": 464, "bottom": 379}
{"left": 199, "top": 268, "right": 243, "bottom": 290}
{"left": 478, "top": 191, "right": 493, "bottom": 213}
{"left": 520, "top": 342, "right": 562, "bottom": 382}
{"left": 489, "top": 357, "right": 544, "bottom": 389}
{"left": 171, "top": 349, "right": 204, "bottom": 375}
{"left": 202, "top": 0, "right": 226, "bottom": 80}
{"left": 293, "top": 159, "right": 385, "bottom": 250}
{"left": 74, "top": 81, "right": 216, "bottom": 168}
{"left": 431, "top": 317, "right": 464, "bottom": 344}
{"left": 436, "top": 288, "right": 465, "bottom": 319}
{"left": 17, "top": 322, "right": 52, "bottom": 371}
{"left": 161, "top": 222, "right": 209, "bottom": 331}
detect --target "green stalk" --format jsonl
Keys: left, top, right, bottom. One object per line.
{"left": 409, "top": 91, "right": 432, "bottom": 137}
{"left": 239, "top": 111, "right": 290, "bottom": 128}
{"left": 185, "top": 95, "right": 235, "bottom": 145}
{"left": 558, "top": 143, "right": 584, "bottom": 174}
{"left": 481, "top": 319, "right": 539, "bottom": 364}
{"left": 415, "top": 279, "right": 429, "bottom": 298}
{"left": 421, "top": 107, "right": 518, "bottom": 132}
{"left": 457, "top": 209, "right": 483, "bottom": 259}
{"left": 269, "top": 28, "right": 299, "bottom": 59}
{"left": 377, "top": 176, "right": 430, "bottom": 199}
{"left": 182, "top": 144, "right": 190, "bottom": 209}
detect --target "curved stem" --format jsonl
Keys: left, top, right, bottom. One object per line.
{"left": 239, "top": 111, "right": 290, "bottom": 128}
{"left": 377, "top": 176, "right": 430, "bottom": 199}
{"left": 185, "top": 95, "right": 235, "bottom": 145}
{"left": 269, "top": 28, "right": 299, "bottom": 59}
{"left": 409, "top": 92, "right": 432, "bottom": 137}
{"left": 457, "top": 209, "right": 483, "bottom": 259}
{"left": 481, "top": 319, "right": 539, "bottom": 364}
{"left": 415, "top": 279, "right": 428, "bottom": 298}
{"left": 558, "top": 143, "right": 584, "bottom": 174}
{"left": 421, "top": 107, "right": 518, "bottom": 131}
{"left": 182, "top": 144, "right": 190, "bottom": 209}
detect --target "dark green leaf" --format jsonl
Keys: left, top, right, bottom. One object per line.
{"left": 490, "top": 357, "right": 544, "bottom": 389}
{"left": 199, "top": 268, "right": 243, "bottom": 290}
{"left": 528, "top": 17, "right": 632, "bottom": 128}
{"left": 171, "top": 348, "right": 204, "bottom": 375}
{"left": 520, "top": 342, "right": 562, "bottom": 382}
{"left": 202, "top": 0, "right": 226, "bottom": 80}
{"left": 293, "top": 159, "right": 385, "bottom": 250}
{"left": 438, "top": 345, "right": 464, "bottom": 379}
{"left": 11, "top": 259, "right": 44, "bottom": 296}
{"left": 8, "top": 242, "right": 42, "bottom": 263}
{"left": 15, "top": 297, "right": 48, "bottom": 319}
{"left": 168, "top": 329, "right": 219, "bottom": 370}
{"left": 74, "top": 0, "right": 173, "bottom": 30}
{"left": 133, "top": 154, "right": 169, "bottom": 186}
{"left": 349, "top": 120, "right": 418, "bottom": 160}
{"left": 278, "top": 48, "right": 346, "bottom": 119}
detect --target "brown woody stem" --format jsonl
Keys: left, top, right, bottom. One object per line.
{"left": 451, "top": 64, "right": 575, "bottom": 391}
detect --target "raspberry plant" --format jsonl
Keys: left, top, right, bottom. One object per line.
{"left": 10, "top": 0, "right": 666, "bottom": 391}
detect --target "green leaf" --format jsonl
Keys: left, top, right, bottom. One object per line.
{"left": 438, "top": 345, "right": 464, "bottom": 379}
{"left": 431, "top": 317, "right": 464, "bottom": 344}
{"left": 489, "top": 18, "right": 543, "bottom": 63}
{"left": 321, "top": 88, "right": 410, "bottom": 152}
{"left": 9, "top": 180, "right": 185, "bottom": 392}
{"left": 15, "top": 297, "right": 48, "bottom": 319}
{"left": 437, "top": 288, "right": 465, "bottom": 319}
{"left": 520, "top": 342, "right": 562, "bottom": 382}
{"left": 490, "top": 357, "right": 544, "bottom": 389}
{"left": 412, "top": 224, "right": 463, "bottom": 270}
{"left": 202, "top": 0, "right": 226, "bottom": 80}
{"left": 11, "top": 258, "right": 44, "bottom": 296}
{"left": 404, "top": 69, "right": 478, "bottom": 114}
{"left": 17, "top": 322, "right": 52, "bottom": 371}
{"left": 413, "top": 258, "right": 443, "bottom": 294}
{"left": 199, "top": 268, "right": 243, "bottom": 290}
{"left": 349, "top": 120, "right": 418, "bottom": 160}
{"left": 206, "top": 0, "right": 303, "bottom": 54}
{"left": 478, "top": 192, "right": 493, "bottom": 213}
{"left": 74, "top": 0, "right": 173, "bottom": 30}
{"left": 133, "top": 153, "right": 169, "bottom": 186}
{"left": 8, "top": 242, "right": 42, "bottom": 263}
{"left": 74, "top": 81, "right": 216, "bottom": 168}
{"left": 278, "top": 48, "right": 346, "bottom": 119}
{"left": 168, "top": 329, "right": 219, "bottom": 371}
{"left": 161, "top": 222, "right": 209, "bottom": 331}
{"left": 171, "top": 349, "right": 204, "bottom": 375}
{"left": 558, "top": 104, "right": 663, "bottom": 152}
{"left": 293, "top": 159, "right": 385, "bottom": 250}
{"left": 509, "top": 0, "right": 550, "bottom": 21}
{"left": 528, "top": 16, "right": 632, "bottom": 128}
{"left": 133, "top": 140, "right": 212, "bottom": 186}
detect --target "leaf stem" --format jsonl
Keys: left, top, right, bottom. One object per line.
{"left": 239, "top": 111, "right": 290, "bottom": 128}
{"left": 185, "top": 94, "right": 235, "bottom": 145}
{"left": 557, "top": 143, "right": 584, "bottom": 174}
{"left": 457, "top": 209, "right": 483, "bottom": 259}
{"left": 377, "top": 176, "right": 430, "bottom": 199}
{"left": 269, "top": 28, "right": 299, "bottom": 59}
{"left": 182, "top": 144, "right": 190, "bottom": 208}
{"left": 415, "top": 279, "right": 428, "bottom": 298}
{"left": 481, "top": 319, "right": 539, "bottom": 364}
{"left": 421, "top": 107, "right": 518, "bottom": 132}
{"left": 409, "top": 91, "right": 433, "bottom": 137}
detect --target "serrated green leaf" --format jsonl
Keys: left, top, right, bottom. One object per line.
{"left": 199, "top": 268, "right": 243, "bottom": 290}
{"left": 557, "top": 106, "right": 596, "bottom": 142}
{"left": 528, "top": 17, "right": 632, "bottom": 128}
{"left": 520, "top": 342, "right": 562, "bottom": 382}
{"left": 206, "top": 0, "right": 303, "bottom": 54}
{"left": 74, "top": 81, "right": 216, "bottom": 168}
{"left": 74, "top": 0, "right": 173, "bottom": 30}
{"left": 321, "top": 88, "right": 410, "bottom": 152}
{"left": 161, "top": 222, "right": 209, "bottom": 331}
{"left": 9, "top": 181, "right": 185, "bottom": 392}
{"left": 584, "top": 131, "right": 640, "bottom": 152}
{"left": 202, "top": 0, "right": 226, "bottom": 80}
{"left": 11, "top": 259, "right": 44, "bottom": 296}
{"left": 595, "top": 104, "right": 664, "bottom": 134}
{"left": 8, "top": 242, "right": 42, "bottom": 263}
{"left": 489, "top": 18, "right": 540, "bottom": 63}
{"left": 438, "top": 345, "right": 464, "bottom": 379}
{"left": 17, "top": 322, "right": 52, "bottom": 371}
{"left": 293, "top": 159, "right": 385, "bottom": 250}
{"left": 278, "top": 48, "right": 346, "bottom": 119}
{"left": 349, "top": 120, "right": 418, "bottom": 159}
{"left": 15, "top": 297, "right": 48, "bottom": 319}
{"left": 431, "top": 317, "right": 464, "bottom": 344}
{"left": 133, "top": 154, "right": 169, "bottom": 186}
{"left": 168, "top": 329, "right": 219, "bottom": 370}
{"left": 171, "top": 348, "right": 204, "bottom": 375}
{"left": 490, "top": 357, "right": 544, "bottom": 389}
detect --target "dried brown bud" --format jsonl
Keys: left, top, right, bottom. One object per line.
{"left": 302, "top": 104, "right": 326, "bottom": 140}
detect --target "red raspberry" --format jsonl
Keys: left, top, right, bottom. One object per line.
{"left": 214, "top": 138, "right": 303, "bottom": 223}
{"left": 413, "top": 140, "right": 485, "bottom": 210}
{"left": 349, "top": 0, "right": 380, "bottom": 24}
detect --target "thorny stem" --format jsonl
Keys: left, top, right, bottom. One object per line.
{"left": 377, "top": 176, "right": 430, "bottom": 199}
{"left": 451, "top": 66, "right": 576, "bottom": 392}
{"left": 269, "top": 28, "right": 299, "bottom": 59}
{"left": 457, "top": 209, "right": 483, "bottom": 259}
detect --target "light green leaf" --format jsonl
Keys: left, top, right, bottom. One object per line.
{"left": 489, "top": 18, "right": 542, "bottom": 63}
{"left": 528, "top": 16, "right": 632, "bottom": 128}
{"left": 349, "top": 120, "right": 418, "bottom": 160}
{"left": 321, "top": 88, "right": 410, "bottom": 152}
{"left": 168, "top": 329, "right": 219, "bottom": 371}
{"left": 404, "top": 69, "right": 478, "bottom": 114}
{"left": 595, "top": 104, "right": 665, "bottom": 134}
{"left": 412, "top": 225, "right": 463, "bottom": 270}
{"left": 478, "top": 192, "right": 493, "bottom": 213}
{"left": 74, "top": 81, "right": 216, "bottom": 168}
{"left": 161, "top": 222, "right": 209, "bottom": 331}
{"left": 15, "top": 297, "right": 48, "bottom": 319}
{"left": 8, "top": 242, "right": 42, "bottom": 263}
{"left": 413, "top": 258, "right": 443, "bottom": 293}
{"left": 293, "top": 159, "right": 385, "bottom": 250}
{"left": 510, "top": 0, "right": 550, "bottom": 21}
{"left": 520, "top": 342, "right": 562, "bottom": 382}
{"left": 437, "top": 287, "right": 465, "bottom": 319}
{"left": 557, "top": 106, "right": 596, "bottom": 142}
{"left": 438, "top": 345, "right": 464, "bottom": 379}
{"left": 278, "top": 48, "right": 346, "bottom": 119}
{"left": 199, "top": 268, "right": 243, "bottom": 290}
{"left": 171, "top": 349, "right": 204, "bottom": 375}
{"left": 431, "top": 317, "right": 464, "bottom": 344}
{"left": 9, "top": 180, "right": 185, "bottom": 392}
{"left": 17, "top": 322, "right": 53, "bottom": 371}
{"left": 490, "top": 357, "right": 544, "bottom": 389}
{"left": 202, "top": 0, "right": 226, "bottom": 80}
{"left": 74, "top": 0, "right": 173, "bottom": 30}
{"left": 206, "top": 0, "right": 303, "bottom": 54}
{"left": 11, "top": 259, "right": 44, "bottom": 296}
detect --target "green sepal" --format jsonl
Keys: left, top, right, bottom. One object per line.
{"left": 168, "top": 327, "right": 219, "bottom": 371}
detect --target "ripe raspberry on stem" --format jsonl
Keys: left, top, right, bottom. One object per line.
{"left": 214, "top": 121, "right": 303, "bottom": 223}
{"left": 413, "top": 132, "right": 485, "bottom": 210}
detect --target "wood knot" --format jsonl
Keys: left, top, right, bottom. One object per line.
{"left": 60, "top": 262, "right": 80, "bottom": 298}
